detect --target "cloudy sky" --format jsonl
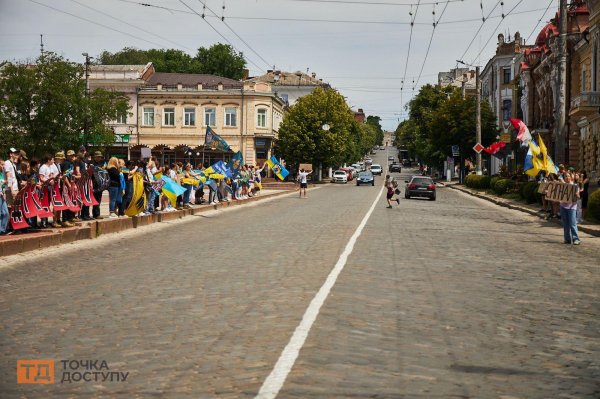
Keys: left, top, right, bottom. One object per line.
{"left": 0, "top": 0, "right": 556, "bottom": 130}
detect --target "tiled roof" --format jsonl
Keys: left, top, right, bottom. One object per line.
{"left": 250, "top": 70, "right": 328, "bottom": 87}
{"left": 145, "top": 72, "right": 242, "bottom": 88}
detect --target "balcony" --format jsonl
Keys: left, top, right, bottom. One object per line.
{"left": 569, "top": 91, "right": 600, "bottom": 117}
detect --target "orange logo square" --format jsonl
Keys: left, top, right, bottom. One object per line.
{"left": 17, "top": 360, "right": 54, "bottom": 384}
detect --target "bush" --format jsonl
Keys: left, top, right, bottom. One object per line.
{"left": 588, "top": 189, "right": 600, "bottom": 222}
{"left": 490, "top": 176, "right": 501, "bottom": 189}
{"left": 493, "top": 178, "right": 514, "bottom": 196}
{"left": 520, "top": 181, "right": 539, "bottom": 204}
{"left": 465, "top": 174, "right": 491, "bottom": 189}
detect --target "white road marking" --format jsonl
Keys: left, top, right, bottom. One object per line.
{"left": 255, "top": 170, "right": 385, "bottom": 399}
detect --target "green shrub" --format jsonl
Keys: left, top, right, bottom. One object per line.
{"left": 465, "top": 174, "right": 491, "bottom": 189}
{"left": 521, "top": 181, "right": 539, "bottom": 204}
{"left": 490, "top": 176, "right": 501, "bottom": 190}
{"left": 588, "top": 189, "right": 600, "bottom": 222}
{"left": 493, "top": 178, "right": 514, "bottom": 196}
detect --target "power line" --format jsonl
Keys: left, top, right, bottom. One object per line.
{"left": 526, "top": 0, "right": 554, "bottom": 44}
{"left": 413, "top": 0, "right": 450, "bottom": 89}
{"left": 198, "top": 0, "right": 272, "bottom": 69}
{"left": 470, "top": 0, "right": 524, "bottom": 65}
{"left": 68, "top": 0, "right": 194, "bottom": 51}
{"left": 457, "top": 0, "right": 502, "bottom": 65}
{"left": 177, "top": 0, "right": 266, "bottom": 73}
{"left": 400, "top": 0, "right": 421, "bottom": 116}
{"left": 275, "top": 0, "right": 464, "bottom": 7}
{"left": 27, "top": 0, "right": 171, "bottom": 49}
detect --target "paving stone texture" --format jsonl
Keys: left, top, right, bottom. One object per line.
{"left": 0, "top": 151, "right": 598, "bottom": 398}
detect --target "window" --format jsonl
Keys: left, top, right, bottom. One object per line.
{"left": 117, "top": 113, "right": 127, "bottom": 124}
{"left": 503, "top": 68, "right": 511, "bottom": 84}
{"left": 224, "top": 107, "right": 237, "bottom": 127}
{"left": 204, "top": 107, "right": 216, "bottom": 126}
{"left": 257, "top": 108, "right": 267, "bottom": 128}
{"left": 503, "top": 99, "right": 512, "bottom": 121}
{"left": 184, "top": 108, "right": 196, "bottom": 126}
{"left": 163, "top": 107, "right": 175, "bottom": 126}
{"left": 582, "top": 65, "right": 587, "bottom": 92}
{"left": 143, "top": 107, "right": 154, "bottom": 126}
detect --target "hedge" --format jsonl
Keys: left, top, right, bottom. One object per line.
{"left": 588, "top": 189, "right": 600, "bottom": 222}
{"left": 520, "top": 181, "right": 539, "bottom": 204}
{"left": 493, "top": 178, "right": 515, "bottom": 196}
{"left": 465, "top": 175, "right": 491, "bottom": 189}
{"left": 490, "top": 176, "right": 501, "bottom": 189}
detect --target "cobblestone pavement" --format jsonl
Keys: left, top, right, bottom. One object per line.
{"left": 1, "top": 151, "right": 599, "bottom": 398}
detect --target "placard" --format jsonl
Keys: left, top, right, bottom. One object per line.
{"left": 140, "top": 147, "right": 152, "bottom": 159}
{"left": 299, "top": 163, "right": 313, "bottom": 172}
{"left": 544, "top": 182, "right": 578, "bottom": 203}
{"left": 537, "top": 182, "right": 548, "bottom": 194}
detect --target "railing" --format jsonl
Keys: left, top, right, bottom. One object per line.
{"left": 570, "top": 91, "right": 600, "bottom": 109}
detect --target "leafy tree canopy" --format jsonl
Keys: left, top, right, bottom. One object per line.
{"left": 366, "top": 115, "right": 384, "bottom": 145}
{"left": 0, "top": 52, "right": 129, "bottom": 158}
{"left": 98, "top": 43, "right": 246, "bottom": 80}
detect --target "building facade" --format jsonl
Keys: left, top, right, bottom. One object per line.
{"left": 438, "top": 67, "right": 477, "bottom": 97}
{"left": 250, "top": 70, "right": 329, "bottom": 107}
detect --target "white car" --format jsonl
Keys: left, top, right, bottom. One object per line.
{"left": 370, "top": 164, "right": 383, "bottom": 175}
{"left": 332, "top": 170, "right": 348, "bottom": 183}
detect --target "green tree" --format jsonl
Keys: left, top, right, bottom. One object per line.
{"left": 195, "top": 43, "right": 246, "bottom": 80}
{"left": 277, "top": 88, "right": 357, "bottom": 170}
{"left": 0, "top": 52, "right": 130, "bottom": 157}
{"left": 366, "top": 115, "right": 384, "bottom": 145}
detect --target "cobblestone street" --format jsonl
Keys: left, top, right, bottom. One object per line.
{"left": 1, "top": 153, "right": 599, "bottom": 398}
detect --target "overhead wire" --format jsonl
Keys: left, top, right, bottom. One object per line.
{"left": 275, "top": 0, "right": 464, "bottom": 6}
{"left": 470, "top": 0, "right": 524, "bottom": 65}
{"left": 68, "top": 0, "right": 194, "bottom": 51}
{"left": 198, "top": 0, "right": 273, "bottom": 68}
{"left": 525, "top": 0, "right": 554, "bottom": 44}
{"left": 177, "top": 0, "right": 266, "bottom": 73}
{"left": 457, "top": 0, "right": 502, "bottom": 64}
{"left": 400, "top": 0, "right": 421, "bottom": 116}
{"left": 413, "top": 0, "right": 450, "bottom": 89}
{"left": 27, "top": 0, "right": 171, "bottom": 49}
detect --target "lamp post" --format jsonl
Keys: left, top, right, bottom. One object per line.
{"left": 82, "top": 53, "right": 93, "bottom": 146}
{"left": 457, "top": 60, "right": 482, "bottom": 175}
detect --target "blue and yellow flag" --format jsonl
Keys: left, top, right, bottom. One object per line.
{"left": 266, "top": 155, "right": 289, "bottom": 181}
{"left": 204, "top": 160, "right": 232, "bottom": 179}
{"left": 227, "top": 151, "right": 243, "bottom": 177}
{"left": 161, "top": 176, "right": 186, "bottom": 207}
{"left": 204, "top": 127, "right": 231, "bottom": 152}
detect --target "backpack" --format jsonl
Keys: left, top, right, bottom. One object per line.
{"left": 92, "top": 166, "right": 110, "bottom": 192}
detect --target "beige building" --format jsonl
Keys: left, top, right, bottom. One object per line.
{"left": 250, "top": 69, "right": 329, "bottom": 107}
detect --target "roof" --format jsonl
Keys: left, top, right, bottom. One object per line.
{"left": 145, "top": 72, "right": 242, "bottom": 89}
{"left": 250, "top": 70, "right": 329, "bottom": 87}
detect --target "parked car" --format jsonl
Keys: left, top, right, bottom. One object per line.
{"left": 379, "top": 146, "right": 385, "bottom": 150}
{"left": 402, "top": 159, "right": 411, "bottom": 167}
{"left": 332, "top": 170, "right": 348, "bottom": 183}
{"left": 339, "top": 167, "right": 354, "bottom": 181}
{"left": 370, "top": 164, "right": 383, "bottom": 175}
{"left": 364, "top": 158, "right": 373, "bottom": 166}
{"left": 370, "top": 150, "right": 377, "bottom": 155}
{"left": 389, "top": 162, "right": 401, "bottom": 173}
{"left": 388, "top": 156, "right": 395, "bottom": 162}
{"left": 356, "top": 171, "right": 375, "bottom": 186}
{"left": 405, "top": 176, "right": 436, "bottom": 200}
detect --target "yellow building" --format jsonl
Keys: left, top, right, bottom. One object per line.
{"left": 134, "top": 72, "right": 285, "bottom": 166}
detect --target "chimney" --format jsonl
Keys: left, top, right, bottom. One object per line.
{"left": 311, "top": 72, "right": 316, "bottom": 78}
{"left": 242, "top": 69, "right": 249, "bottom": 80}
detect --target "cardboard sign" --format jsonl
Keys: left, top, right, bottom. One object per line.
{"left": 537, "top": 182, "right": 548, "bottom": 194}
{"left": 544, "top": 182, "right": 578, "bottom": 203}
{"left": 141, "top": 147, "right": 152, "bottom": 159}
{"left": 299, "top": 163, "right": 313, "bottom": 172}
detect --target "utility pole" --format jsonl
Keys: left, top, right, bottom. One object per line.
{"left": 556, "top": 0, "right": 568, "bottom": 164}
{"left": 476, "top": 65, "right": 482, "bottom": 175}
{"left": 82, "top": 53, "right": 92, "bottom": 146}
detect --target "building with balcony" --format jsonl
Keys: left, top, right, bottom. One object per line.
{"left": 570, "top": 0, "right": 600, "bottom": 174}
{"left": 249, "top": 69, "right": 329, "bottom": 107}
{"left": 135, "top": 72, "right": 285, "bottom": 166}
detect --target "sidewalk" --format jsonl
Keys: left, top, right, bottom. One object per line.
{"left": 0, "top": 189, "right": 294, "bottom": 257}
{"left": 445, "top": 182, "right": 600, "bottom": 238}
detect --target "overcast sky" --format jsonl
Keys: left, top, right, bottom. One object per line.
{"left": 0, "top": 0, "right": 556, "bottom": 130}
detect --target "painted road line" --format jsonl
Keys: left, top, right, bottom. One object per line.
{"left": 255, "top": 180, "right": 385, "bottom": 399}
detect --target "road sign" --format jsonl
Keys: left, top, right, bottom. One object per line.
{"left": 473, "top": 143, "right": 485, "bottom": 153}
{"left": 114, "top": 134, "right": 130, "bottom": 144}
{"left": 451, "top": 145, "right": 460, "bottom": 157}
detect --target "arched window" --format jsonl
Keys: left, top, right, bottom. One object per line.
{"left": 502, "top": 99, "right": 512, "bottom": 121}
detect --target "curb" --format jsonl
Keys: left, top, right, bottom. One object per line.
{"left": 0, "top": 190, "right": 293, "bottom": 257}
{"left": 449, "top": 185, "right": 600, "bottom": 237}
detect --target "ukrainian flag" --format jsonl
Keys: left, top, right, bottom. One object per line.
{"left": 266, "top": 155, "right": 289, "bottom": 181}
{"left": 161, "top": 176, "right": 186, "bottom": 207}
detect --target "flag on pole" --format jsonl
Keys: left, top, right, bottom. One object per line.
{"left": 204, "top": 126, "right": 231, "bottom": 152}
{"left": 227, "top": 151, "right": 244, "bottom": 177}
{"left": 524, "top": 140, "right": 544, "bottom": 177}
{"left": 537, "top": 134, "right": 558, "bottom": 175}
{"left": 204, "top": 160, "right": 232, "bottom": 178}
{"left": 161, "top": 176, "right": 186, "bottom": 207}
{"left": 266, "top": 155, "right": 289, "bottom": 180}
{"left": 510, "top": 118, "right": 532, "bottom": 147}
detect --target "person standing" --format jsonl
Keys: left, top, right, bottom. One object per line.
{"left": 0, "top": 157, "right": 9, "bottom": 235}
{"left": 580, "top": 170, "right": 589, "bottom": 220}
{"left": 297, "top": 168, "right": 311, "bottom": 198}
{"left": 560, "top": 173, "right": 581, "bottom": 245}
{"left": 91, "top": 151, "right": 106, "bottom": 220}
{"left": 107, "top": 157, "right": 122, "bottom": 218}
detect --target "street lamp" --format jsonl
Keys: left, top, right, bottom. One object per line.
{"left": 457, "top": 60, "right": 482, "bottom": 176}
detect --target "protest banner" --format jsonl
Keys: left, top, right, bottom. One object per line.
{"left": 537, "top": 182, "right": 548, "bottom": 194}
{"left": 544, "top": 181, "right": 578, "bottom": 203}
{"left": 299, "top": 163, "right": 313, "bottom": 172}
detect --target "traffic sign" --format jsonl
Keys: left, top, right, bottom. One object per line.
{"left": 451, "top": 145, "right": 460, "bottom": 157}
{"left": 473, "top": 143, "right": 485, "bottom": 153}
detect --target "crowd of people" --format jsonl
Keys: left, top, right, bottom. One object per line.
{"left": 538, "top": 165, "right": 590, "bottom": 245}
{"left": 0, "top": 147, "right": 269, "bottom": 236}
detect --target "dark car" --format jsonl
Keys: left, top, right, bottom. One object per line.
{"left": 389, "top": 163, "right": 401, "bottom": 173}
{"left": 402, "top": 159, "right": 411, "bottom": 167}
{"left": 356, "top": 171, "right": 375, "bottom": 186}
{"left": 405, "top": 176, "right": 436, "bottom": 200}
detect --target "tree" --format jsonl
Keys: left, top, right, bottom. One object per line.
{"left": 0, "top": 52, "right": 130, "bottom": 158}
{"left": 366, "top": 115, "right": 384, "bottom": 145}
{"left": 98, "top": 44, "right": 247, "bottom": 79}
{"left": 277, "top": 88, "right": 358, "bottom": 170}
{"left": 195, "top": 44, "right": 246, "bottom": 80}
